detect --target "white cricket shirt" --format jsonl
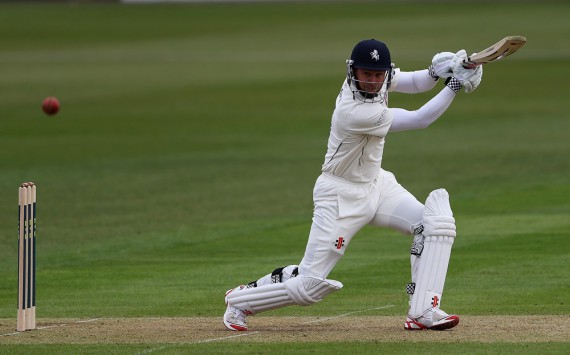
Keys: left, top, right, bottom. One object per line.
{"left": 321, "top": 80, "right": 393, "bottom": 183}
{"left": 321, "top": 69, "right": 456, "bottom": 183}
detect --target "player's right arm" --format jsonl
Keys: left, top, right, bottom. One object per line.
{"left": 390, "top": 52, "right": 456, "bottom": 94}
{"left": 389, "top": 69, "right": 438, "bottom": 94}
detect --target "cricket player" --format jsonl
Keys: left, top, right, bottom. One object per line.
{"left": 223, "top": 39, "right": 482, "bottom": 331}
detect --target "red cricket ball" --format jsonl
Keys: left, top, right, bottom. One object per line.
{"left": 42, "top": 97, "right": 60, "bottom": 116}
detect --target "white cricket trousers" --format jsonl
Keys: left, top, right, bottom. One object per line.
{"left": 298, "top": 170, "right": 424, "bottom": 279}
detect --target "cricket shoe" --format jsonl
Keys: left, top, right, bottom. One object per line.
{"left": 404, "top": 307, "right": 459, "bottom": 330}
{"left": 223, "top": 286, "right": 250, "bottom": 331}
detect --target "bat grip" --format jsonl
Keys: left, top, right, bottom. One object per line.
{"left": 462, "top": 59, "right": 479, "bottom": 69}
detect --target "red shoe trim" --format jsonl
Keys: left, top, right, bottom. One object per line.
{"left": 404, "top": 320, "right": 428, "bottom": 330}
{"left": 429, "top": 315, "right": 460, "bottom": 330}
{"left": 228, "top": 323, "right": 248, "bottom": 331}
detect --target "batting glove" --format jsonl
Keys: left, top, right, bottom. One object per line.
{"left": 429, "top": 51, "right": 455, "bottom": 80}
{"left": 450, "top": 49, "right": 483, "bottom": 93}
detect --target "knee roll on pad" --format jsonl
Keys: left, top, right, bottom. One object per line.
{"left": 422, "top": 189, "right": 456, "bottom": 238}
{"left": 285, "top": 275, "right": 343, "bottom": 306}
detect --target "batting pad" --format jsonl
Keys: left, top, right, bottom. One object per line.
{"left": 226, "top": 276, "right": 342, "bottom": 315}
{"left": 409, "top": 235, "right": 454, "bottom": 317}
{"left": 409, "top": 189, "right": 456, "bottom": 317}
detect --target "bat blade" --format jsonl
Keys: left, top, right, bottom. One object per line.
{"left": 463, "top": 36, "right": 527, "bottom": 68}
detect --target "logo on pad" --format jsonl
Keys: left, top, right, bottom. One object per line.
{"left": 335, "top": 237, "right": 345, "bottom": 250}
{"left": 432, "top": 295, "right": 439, "bottom": 307}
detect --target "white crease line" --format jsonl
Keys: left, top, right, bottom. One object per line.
{"left": 195, "top": 330, "right": 260, "bottom": 343}
{"left": 37, "top": 317, "right": 101, "bottom": 330}
{"left": 0, "top": 331, "right": 20, "bottom": 337}
{"left": 3, "top": 308, "right": 392, "bottom": 347}
{"left": 302, "top": 304, "right": 394, "bottom": 324}
{"left": 0, "top": 318, "right": 101, "bottom": 337}
{"left": 138, "top": 305, "right": 394, "bottom": 354}
{"left": 76, "top": 318, "right": 101, "bottom": 323}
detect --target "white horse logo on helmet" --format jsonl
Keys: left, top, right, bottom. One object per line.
{"left": 370, "top": 49, "right": 380, "bottom": 61}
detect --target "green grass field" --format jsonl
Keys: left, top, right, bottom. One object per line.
{"left": 0, "top": 1, "right": 569, "bottom": 353}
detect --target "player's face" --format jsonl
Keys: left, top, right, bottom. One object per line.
{"left": 354, "top": 68, "right": 387, "bottom": 94}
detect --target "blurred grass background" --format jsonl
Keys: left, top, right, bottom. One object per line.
{"left": 0, "top": 0, "right": 568, "bottom": 352}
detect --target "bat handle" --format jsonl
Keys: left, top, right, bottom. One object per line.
{"left": 462, "top": 58, "right": 479, "bottom": 69}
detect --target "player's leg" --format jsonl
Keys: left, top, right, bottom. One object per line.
{"left": 368, "top": 171, "right": 424, "bottom": 235}
{"left": 224, "top": 273, "right": 342, "bottom": 319}
{"left": 368, "top": 171, "right": 425, "bottom": 295}
{"left": 223, "top": 233, "right": 348, "bottom": 332}
{"left": 224, "top": 175, "right": 370, "bottom": 331}
{"left": 404, "top": 189, "right": 458, "bottom": 330}
{"left": 298, "top": 172, "right": 379, "bottom": 278}
{"left": 223, "top": 265, "right": 301, "bottom": 331}
{"left": 223, "top": 236, "right": 348, "bottom": 331}
{"left": 369, "top": 172, "right": 459, "bottom": 330}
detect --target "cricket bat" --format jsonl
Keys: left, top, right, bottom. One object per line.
{"left": 462, "top": 36, "right": 527, "bottom": 68}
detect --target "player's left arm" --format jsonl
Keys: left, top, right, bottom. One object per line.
{"left": 388, "top": 77, "right": 465, "bottom": 132}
